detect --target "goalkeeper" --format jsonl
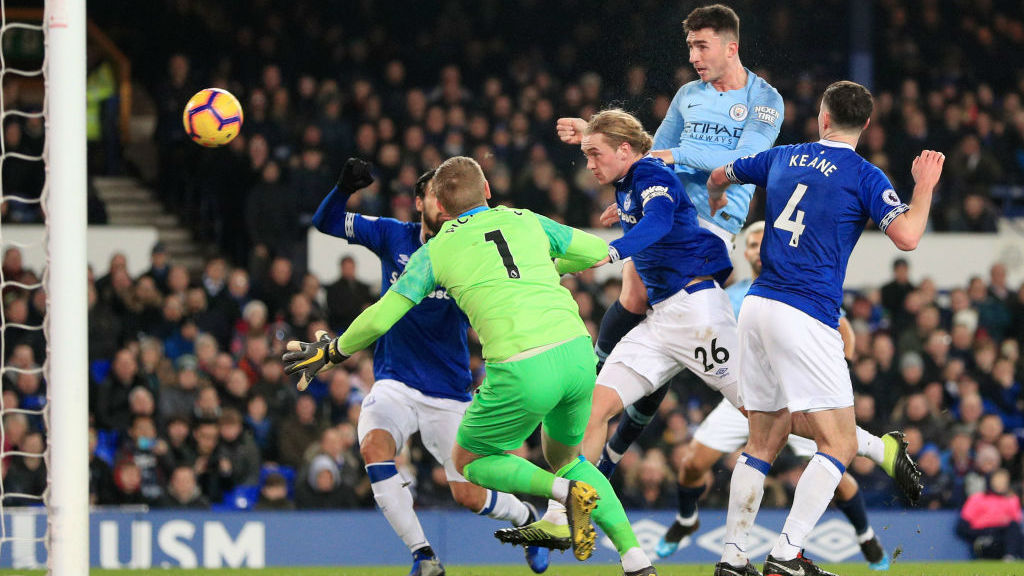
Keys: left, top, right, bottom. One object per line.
{"left": 284, "top": 156, "right": 656, "bottom": 576}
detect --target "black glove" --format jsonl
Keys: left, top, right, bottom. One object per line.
{"left": 282, "top": 330, "right": 349, "bottom": 391}
{"left": 338, "top": 158, "right": 375, "bottom": 194}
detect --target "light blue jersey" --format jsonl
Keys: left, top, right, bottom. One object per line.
{"left": 724, "top": 278, "right": 752, "bottom": 317}
{"left": 653, "top": 69, "right": 783, "bottom": 235}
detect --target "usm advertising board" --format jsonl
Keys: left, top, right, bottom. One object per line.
{"left": 2, "top": 508, "right": 971, "bottom": 568}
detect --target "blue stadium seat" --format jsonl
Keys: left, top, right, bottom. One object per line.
{"left": 95, "top": 429, "right": 119, "bottom": 465}
{"left": 90, "top": 359, "right": 111, "bottom": 384}
{"left": 221, "top": 485, "right": 261, "bottom": 510}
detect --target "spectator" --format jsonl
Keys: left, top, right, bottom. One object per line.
{"left": 2, "top": 432, "right": 46, "bottom": 506}
{"left": 881, "top": 258, "right": 914, "bottom": 325}
{"left": 255, "top": 472, "right": 294, "bottom": 510}
{"left": 277, "top": 395, "right": 323, "bottom": 469}
{"left": 95, "top": 348, "right": 149, "bottom": 433}
{"left": 156, "top": 466, "right": 211, "bottom": 509}
{"left": 918, "top": 444, "right": 953, "bottom": 509}
{"left": 957, "top": 469, "right": 1023, "bottom": 560}
{"left": 116, "top": 415, "right": 165, "bottom": 502}
{"left": 191, "top": 419, "right": 232, "bottom": 503}
{"left": 217, "top": 408, "right": 262, "bottom": 487}
{"left": 325, "top": 256, "right": 374, "bottom": 331}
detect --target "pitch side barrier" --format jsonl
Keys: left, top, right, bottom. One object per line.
{"left": 1, "top": 508, "right": 972, "bottom": 568}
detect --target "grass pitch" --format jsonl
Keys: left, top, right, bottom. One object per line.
{"left": 0, "top": 563, "right": 1014, "bottom": 576}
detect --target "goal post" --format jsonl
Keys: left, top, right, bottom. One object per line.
{"left": 44, "top": 0, "right": 89, "bottom": 574}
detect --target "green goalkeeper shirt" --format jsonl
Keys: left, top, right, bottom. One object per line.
{"left": 337, "top": 205, "right": 609, "bottom": 362}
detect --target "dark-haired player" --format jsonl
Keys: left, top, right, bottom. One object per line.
{"left": 707, "top": 81, "right": 943, "bottom": 576}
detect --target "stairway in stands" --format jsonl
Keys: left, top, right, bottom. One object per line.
{"left": 92, "top": 176, "right": 206, "bottom": 272}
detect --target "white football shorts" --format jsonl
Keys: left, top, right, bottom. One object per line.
{"left": 357, "top": 379, "right": 470, "bottom": 482}
{"left": 599, "top": 281, "right": 740, "bottom": 409}
{"left": 693, "top": 398, "right": 818, "bottom": 457}
{"left": 738, "top": 295, "right": 854, "bottom": 413}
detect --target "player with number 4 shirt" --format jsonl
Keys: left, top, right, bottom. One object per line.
{"left": 706, "top": 80, "right": 944, "bottom": 576}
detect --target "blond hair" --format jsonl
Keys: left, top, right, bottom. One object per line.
{"left": 432, "top": 156, "right": 488, "bottom": 215}
{"left": 584, "top": 109, "right": 653, "bottom": 155}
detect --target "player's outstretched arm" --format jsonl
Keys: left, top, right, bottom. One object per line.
{"left": 311, "top": 157, "right": 375, "bottom": 237}
{"left": 885, "top": 150, "right": 945, "bottom": 251}
{"left": 555, "top": 228, "right": 611, "bottom": 274}
{"left": 706, "top": 166, "right": 731, "bottom": 216}
{"left": 534, "top": 212, "right": 610, "bottom": 273}
{"left": 556, "top": 117, "right": 587, "bottom": 145}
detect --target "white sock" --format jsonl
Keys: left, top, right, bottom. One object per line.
{"left": 605, "top": 443, "right": 625, "bottom": 464}
{"left": 856, "top": 427, "right": 885, "bottom": 465}
{"left": 858, "top": 526, "right": 876, "bottom": 544}
{"left": 476, "top": 489, "right": 530, "bottom": 526}
{"left": 370, "top": 473, "right": 428, "bottom": 553}
{"left": 677, "top": 511, "right": 699, "bottom": 527}
{"left": 771, "top": 453, "right": 845, "bottom": 561}
{"left": 551, "top": 477, "right": 570, "bottom": 502}
{"left": 721, "top": 453, "right": 769, "bottom": 567}
{"left": 541, "top": 499, "right": 568, "bottom": 526}
{"left": 621, "top": 546, "right": 651, "bottom": 572}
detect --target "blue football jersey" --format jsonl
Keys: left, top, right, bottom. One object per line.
{"left": 608, "top": 156, "right": 732, "bottom": 304}
{"left": 653, "top": 69, "right": 783, "bottom": 235}
{"left": 312, "top": 188, "right": 473, "bottom": 401}
{"left": 728, "top": 140, "right": 909, "bottom": 328}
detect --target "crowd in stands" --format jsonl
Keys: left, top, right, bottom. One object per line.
{"left": 2, "top": 0, "right": 1024, "bottom": 523}
{"left": 67, "top": 0, "right": 1024, "bottom": 264}
{"left": 3, "top": 241, "right": 1024, "bottom": 515}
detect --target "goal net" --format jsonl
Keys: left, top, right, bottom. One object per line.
{"left": 0, "top": 2, "right": 88, "bottom": 574}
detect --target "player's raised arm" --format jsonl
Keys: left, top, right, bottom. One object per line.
{"left": 310, "top": 157, "right": 376, "bottom": 238}
{"left": 884, "top": 150, "right": 945, "bottom": 251}
{"left": 707, "top": 148, "right": 775, "bottom": 216}
{"left": 555, "top": 117, "right": 588, "bottom": 145}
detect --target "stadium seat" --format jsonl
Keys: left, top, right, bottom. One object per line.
{"left": 95, "top": 429, "right": 119, "bottom": 465}
{"left": 89, "top": 359, "right": 111, "bottom": 384}
{"left": 991, "top": 184, "right": 1024, "bottom": 218}
{"left": 220, "top": 485, "right": 261, "bottom": 510}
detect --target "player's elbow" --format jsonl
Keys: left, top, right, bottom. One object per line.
{"left": 890, "top": 232, "right": 919, "bottom": 251}
{"left": 886, "top": 222, "right": 921, "bottom": 251}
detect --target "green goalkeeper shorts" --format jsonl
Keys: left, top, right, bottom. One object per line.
{"left": 456, "top": 336, "right": 597, "bottom": 456}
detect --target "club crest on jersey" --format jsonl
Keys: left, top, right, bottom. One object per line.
{"left": 882, "top": 189, "right": 901, "bottom": 207}
{"left": 729, "top": 103, "right": 748, "bottom": 121}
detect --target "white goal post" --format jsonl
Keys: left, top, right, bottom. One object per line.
{"left": 44, "top": 0, "right": 89, "bottom": 574}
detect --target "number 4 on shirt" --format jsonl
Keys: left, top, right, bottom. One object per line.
{"left": 774, "top": 183, "right": 808, "bottom": 247}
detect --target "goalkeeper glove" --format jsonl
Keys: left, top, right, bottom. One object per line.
{"left": 338, "top": 157, "right": 375, "bottom": 194}
{"left": 282, "top": 330, "right": 349, "bottom": 391}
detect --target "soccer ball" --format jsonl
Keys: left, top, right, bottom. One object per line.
{"left": 182, "top": 88, "right": 243, "bottom": 147}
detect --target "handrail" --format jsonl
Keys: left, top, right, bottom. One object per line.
{"left": 6, "top": 8, "right": 133, "bottom": 143}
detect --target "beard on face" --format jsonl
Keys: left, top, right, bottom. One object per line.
{"left": 423, "top": 210, "right": 448, "bottom": 236}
